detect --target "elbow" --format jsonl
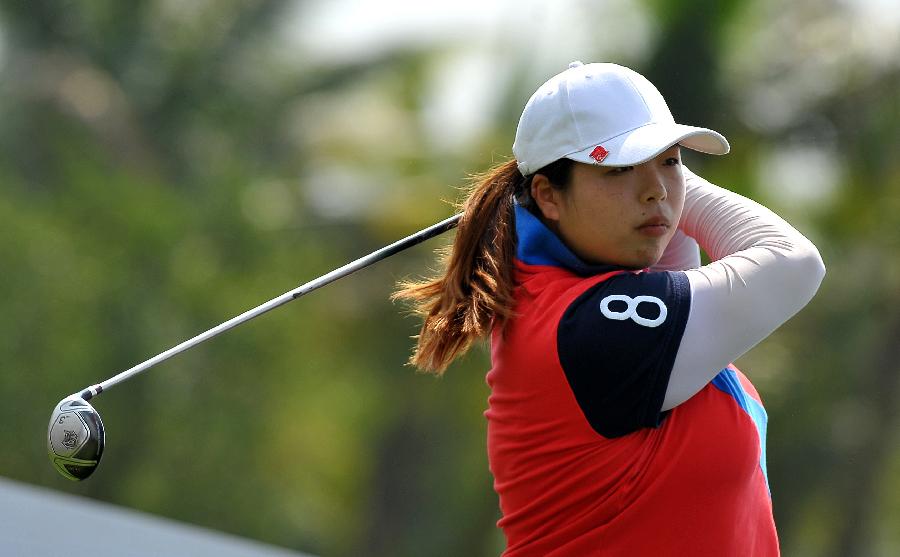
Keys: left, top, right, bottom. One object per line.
{"left": 790, "top": 240, "right": 826, "bottom": 303}
{"left": 805, "top": 242, "right": 826, "bottom": 288}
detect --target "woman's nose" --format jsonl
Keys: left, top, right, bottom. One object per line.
{"left": 638, "top": 169, "right": 667, "bottom": 202}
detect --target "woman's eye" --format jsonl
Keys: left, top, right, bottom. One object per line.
{"left": 607, "top": 166, "right": 633, "bottom": 175}
{"left": 665, "top": 157, "right": 681, "bottom": 166}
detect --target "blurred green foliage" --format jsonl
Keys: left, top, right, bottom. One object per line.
{"left": 0, "top": 1, "right": 898, "bottom": 556}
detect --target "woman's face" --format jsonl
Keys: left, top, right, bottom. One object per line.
{"left": 532, "top": 146, "right": 686, "bottom": 269}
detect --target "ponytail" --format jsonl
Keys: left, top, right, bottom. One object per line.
{"left": 392, "top": 159, "right": 524, "bottom": 375}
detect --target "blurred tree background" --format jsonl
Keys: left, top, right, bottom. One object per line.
{"left": 1, "top": 0, "right": 897, "bottom": 555}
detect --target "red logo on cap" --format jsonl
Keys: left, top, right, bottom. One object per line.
{"left": 589, "top": 145, "right": 609, "bottom": 163}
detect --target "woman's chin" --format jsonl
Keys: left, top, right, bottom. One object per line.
{"left": 626, "top": 249, "right": 665, "bottom": 270}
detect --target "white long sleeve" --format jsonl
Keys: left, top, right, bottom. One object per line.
{"left": 650, "top": 229, "right": 701, "bottom": 272}
{"left": 661, "top": 168, "right": 826, "bottom": 410}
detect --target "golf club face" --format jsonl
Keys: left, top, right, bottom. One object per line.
{"left": 48, "top": 394, "right": 105, "bottom": 481}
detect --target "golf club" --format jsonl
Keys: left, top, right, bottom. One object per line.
{"left": 48, "top": 213, "right": 462, "bottom": 481}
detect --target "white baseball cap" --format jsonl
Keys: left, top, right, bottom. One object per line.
{"left": 513, "top": 61, "right": 730, "bottom": 175}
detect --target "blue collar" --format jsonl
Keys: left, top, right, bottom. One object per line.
{"left": 514, "top": 203, "right": 621, "bottom": 276}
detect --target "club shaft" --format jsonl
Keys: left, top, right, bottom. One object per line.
{"left": 80, "top": 213, "right": 462, "bottom": 400}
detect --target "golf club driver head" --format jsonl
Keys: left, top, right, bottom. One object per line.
{"left": 48, "top": 394, "right": 105, "bottom": 481}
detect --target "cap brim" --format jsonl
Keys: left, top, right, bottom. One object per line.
{"left": 567, "top": 122, "right": 730, "bottom": 167}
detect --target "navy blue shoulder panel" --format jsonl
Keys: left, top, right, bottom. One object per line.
{"left": 557, "top": 271, "right": 692, "bottom": 438}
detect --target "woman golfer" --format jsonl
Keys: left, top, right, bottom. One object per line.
{"left": 395, "top": 61, "right": 825, "bottom": 556}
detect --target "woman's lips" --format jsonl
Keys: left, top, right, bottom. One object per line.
{"left": 636, "top": 217, "right": 670, "bottom": 237}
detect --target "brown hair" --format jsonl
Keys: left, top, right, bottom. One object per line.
{"left": 392, "top": 157, "right": 574, "bottom": 375}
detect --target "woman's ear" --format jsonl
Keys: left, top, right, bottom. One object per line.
{"left": 531, "top": 174, "right": 562, "bottom": 222}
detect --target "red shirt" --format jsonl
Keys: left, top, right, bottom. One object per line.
{"left": 485, "top": 261, "right": 778, "bottom": 556}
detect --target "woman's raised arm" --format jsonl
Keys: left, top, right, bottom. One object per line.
{"left": 662, "top": 168, "right": 826, "bottom": 410}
